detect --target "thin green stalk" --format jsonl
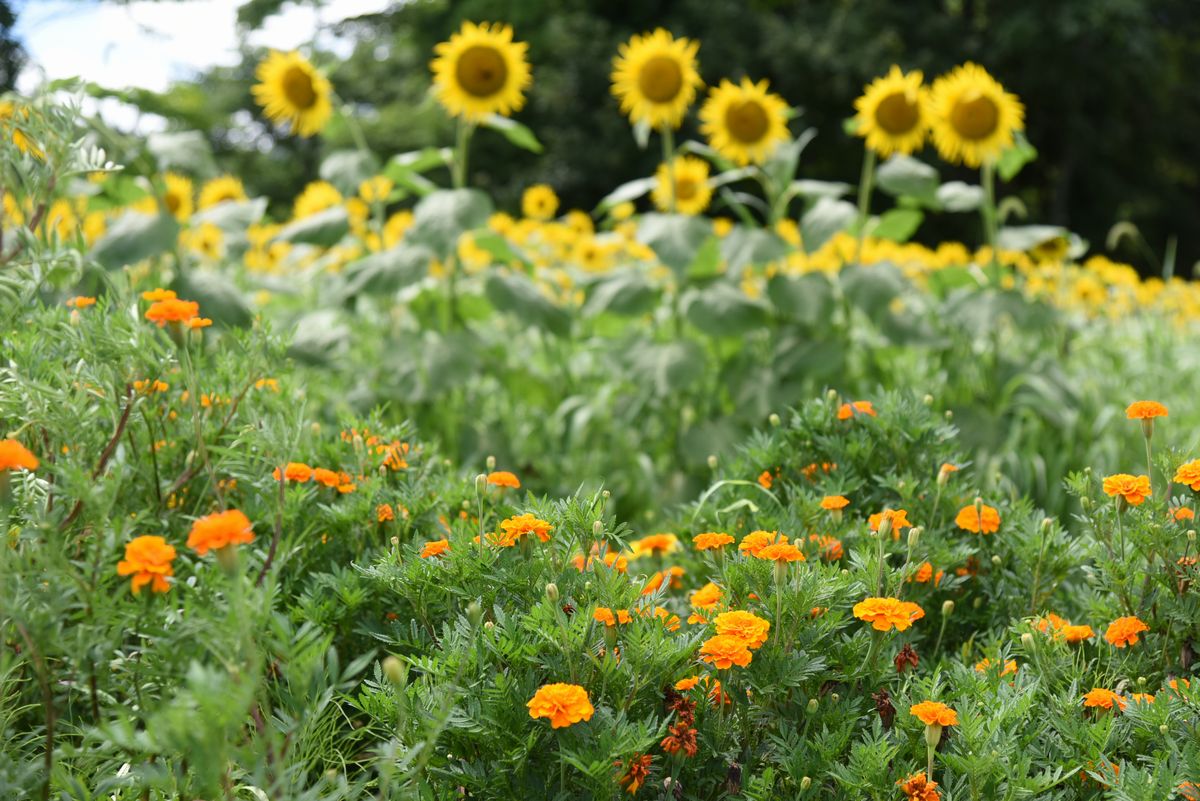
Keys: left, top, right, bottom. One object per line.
{"left": 661, "top": 125, "right": 677, "bottom": 213}
{"left": 981, "top": 162, "right": 999, "bottom": 275}
{"left": 853, "top": 149, "right": 877, "bottom": 266}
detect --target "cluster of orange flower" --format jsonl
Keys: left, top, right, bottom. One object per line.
{"left": 141, "top": 288, "right": 212, "bottom": 330}
{"left": 272, "top": 461, "right": 358, "bottom": 493}
{"left": 116, "top": 509, "right": 255, "bottom": 594}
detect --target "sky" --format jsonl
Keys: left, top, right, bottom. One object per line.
{"left": 14, "top": 0, "right": 392, "bottom": 127}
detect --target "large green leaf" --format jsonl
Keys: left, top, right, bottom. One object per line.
{"left": 484, "top": 271, "right": 569, "bottom": 335}
{"left": 583, "top": 271, "right": 660, "bottom": 317}
{"left": 408, "top": 189, "right": 494, "bottom": 259}
{"left": 773, "top": 336, "right": 845, "bottom": 383}
{"left": 997, "top": 132, "right": 1038, "bottom": 181}
{"left": 275, "top": 206, "right": 350, "bottom": 247}
{"left": 876, "top": 154, "right": 939, "bottom": 202}
{"left": 936, "top": 181, "right": 984, "bottom": 212}
{"left": 147, "top": 130, "right": 217, "bottom": 176}
{"left": 287, "top": 310, "right": 350, "bottom": 365}
{"left": 800, "top": 198, "right": 856, "bottom": 253}
{"left": 383, "top": 147, "right": 453, "bottom": 196}
{"left": 682, "top": 283, "right": 770, "bottom": 337}
{"left": 191, "top": 199, "right": 268, "bottom": 233}
{"left": 871, "top": 208, "right": 924, "bottom": 242}
{"left": 626, "top": 339, "right": 707, "bottom": 396}
{"left": 595, "top": 177, "right": 656, "bottom": 213}
{"left": 339, "top": 244, "right": 433, "bottom": 298}
{"left": 636, "top": 213, "right": 712, "bottom": 273}
{"left": 996, "top": 225, "right": 1068, "bottom": 252}
{"left": 719, "top": 227, "right": 790, "bottom": 272}
{"left": 480, "top": 114, "right": 544, "bottom": 153}
{"left": 91, "top": 212, "right": 179, "bottom": 270}
{"left": 174, "top": 270, "right": 252, "bottom": 327}
{"left": 767, "top": 272, "right": 833, "bottom": 327}
{"left": 839, "top": 262, "right": 909, "bottom": 317}
{"left": 319, "top": 150, "right": 381, "bottom": 196}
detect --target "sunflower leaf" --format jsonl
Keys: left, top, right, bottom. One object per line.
{"left": 876, "top": 154, "right": 939, "bottom": 202}
{"left": 90, "top": 212, "right": 179, "bottom": 271}
{"left": 480, "top": 114, "right": 543, "bottom": 154}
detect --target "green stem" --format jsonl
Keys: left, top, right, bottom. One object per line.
{"left": 453, "top": 121, "right": 475, "bottom": 189}
{"left": 981, "top": 162, "right": 999, "bottom": 276}
{"left": 853, "top": 149, "right": 877, "bottom": 267}
{"left": 661, "top": 125, "right": 677, "bottom": 213}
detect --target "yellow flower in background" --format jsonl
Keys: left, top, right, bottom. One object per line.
{"left": 431, "top": 21, "right": 531, "bottom": 121}
{"left": 252, "top": 50, "right": 333, "bottom": 138}
{"left": 652, "top": 156, "right": 711, "bottom": 215}
{"left": 699, "top": 77, "right": 790, "bottom": 165}
{"left": 293, "top": 180, "right": 343, "bottom": 219}
{"left": 198, "top": 175, "right": 248, "bottom": 209}
{"left": 383, "top": 210, "right": 414, "bottom": 248}
{"left": 522, "top": 184, "right": 559, "bottom": 220}
{"left": 163, "top": 173, "right": 194, "bottom": 222}
{"left": 0, "top": 100, "right": 42, "bottom": 157}
{"left": 928, "top": 62, "right": 1024, "bottom": 167}
{"left": 181, "top": 222, "right": 225, "bottom": 260}
{"left": 359, "top": 175, "right": 394, "bottom": 203}
{"left": 611, "top": 28, "right": 702, "bottom": 130}
{"left": 853, "top": 66, "right": 929, "bottom": 157}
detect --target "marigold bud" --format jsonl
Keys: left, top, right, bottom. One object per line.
{"left": 1188, "top": 530, "right": 1197, "bottom": 543}
{"left": 545, "top": 583, "right": 560, "bottom": 603}
{"left": 907, "top": 527, "right": 921, "bottom": 549}
{"left": 486, "top": 455, "right": 496, "bottom": 471}
{"left": 707, "top": 454, "right": 718, "bottom": 470}
{"left": 991, "top": 554, "right": 1002, "bottom": 566}
{"left": 474, "top": 474, "right": 487, "bottom": 493}
{"left": 877, "top": 515, "right": 893, "bottom": 541}
{"left": 484, "top": 620, "right": 494, "bottom": 632}
{"left": 806, "top": 698, "right": 819, "bottom": 713}
{"left": 390, "top": 536, "right": 400, "bottom": 546}
{"left": 311, "top": 422, "right": 321, "bottom": 434}
{"left": 972, "top": 596, "right": 982, "bottom": 609}
{"left": 382, "top": 655, "right": 407, "bottom": 687}
{"left": 592, "top": 520, "right": 603, "bottom": 537}
{"left": 1137, "top": 676, "right": 1147, "bottom": 687}
{"left": 466, "top": 601, "right": 483, "bottom": 628}
{"left": 1159, "top": 723, "right": 1169, "bottom": 735}
{"left": 1021, "top": 632, "right": 1034, "bottom": 648}
{"left": 923, "top": 394, "right": 933, "bottom": 406}
{"left": 831, "top": 693, "right": 840, "bottom": 703}
{"left": 942, "top": 600, "right": 954, "bottom": 617}
{"left": 1041, "top": 517, "right": 1053, "bottom": 534}
{"left": 826, "top": 389, "right": 839, "bottom": 403}
{"left": 924, "top": 722, "right": 942, "bottom": 750}
{"left": 602, "top": 490, "right": 611, "bottom": 500}
{"left": 1080, "top": 497, "right": 1092, "bottom": 512}
{"left": 769, "top": 413, "right": 781, "bottom": 427}
{"left": 944, "top": 410, "right": 953, "bottom": 420}
{"left": 800, "top": 777, "right": 812, "bottom": 791}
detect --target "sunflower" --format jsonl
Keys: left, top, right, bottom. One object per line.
{"left": 853, "top": 66, "right": 929, "bottom": 158}
{"left": 522, "top": 184, "right": 559, "bottom": 221}
{"left": 0, "top": 100, "right": 40, "bottom": 157}
{"left": 699, "top": 77, "right": 790, "bottom": 165}
{"left": 928, "top": 62, "right": 1024, "bottom": 168}
{"left": 198, "top": 176, "right": 248, "bottom": 209}
{"left": 611, "top": 29, "right": 703, "bottom": 130}
{"left": 652, "top": 156, "right": 711, "bottom": 215}
{"left": 251, "top": 50, "right": 333, "bottom": 138}
{"left": 292, "top": 180, "right": 343, "bottom": 219}
{"left": 431, "top": 21, "right": 531, "bottom": 121}
{"left": 163, "top": 173, "right": 194, "bottom": 221}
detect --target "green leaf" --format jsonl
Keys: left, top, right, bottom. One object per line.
{"left": 339, "top": 244, "right": 433, "bottom": 298}
{"left": 480, "top": 114, "right": 544, "bottom": 153}
{"left": 789, "top": 179, "right": 853, "bottom": 200}
{"left": 636, "top": 213, "right": 712, "bottom": 272}
{"left": 319, "top": 150, "right": 381, "bottom": 196}
{"left": 839, "top": 263, "right": 909, "bottom": 316}
{"left": 800, "top": 197, "right": 856, "bottom": 253}
{"left": 875, "top": 154, "right": 939, "bottom": 201}
{"left": 484, "top": 271, "right": 569, "bottom": 335}
{"left": 762, "top": 129, "right": 817, "bottom": 194}
{"left": 91, "top": 212, "right": 179, "bottom": 270}
{"left": 719, "top": 227, "right": 790, "bottom": 273}
{"left": 626, "top": 339, "right": 707, "bottom": 396}
{"left": 633, "top": 119, "right": 652, "bottom": 149}
{"left": 688, "top": 236, "right": 724, "bottom": 279}
{"left": 936, "top": 181, "right": 984, "bottom": 212}
{"left": 287, "top": 310, "right": 350, "bottom": 365}
{"left": 595, "top": 176, "right": 657, "bottom": 213}
{"left": 147, "top": 130, "right": 216, "bottom": 176}
{"left": 383, "top": 148, "right": 453, "bottom": 196}
{"left": 682, "top": 283, "right": 770, "bottom": 337}
{"left": 996, "top": 225, "right": 1068, "bottom": 252}
{"left": 407, "top": 189, "right": 494, "bottom": 259}
{"left": 275, "top": 207, "right": 350, "bottom": 247}
{"left": 174, "top": 270, "right": 252, "bottom": 327}
{"left": 996, "top": 132, "right": 1038, "bottom": 182}
{"left": 191, "top": 199, "right": 268, "bottom": 233}
{"left": 767, "top": 272, "right": 833, "bottom": 327}
{"left": 470, "top": 231, "right": 528, "bottom": 267}
{"left": 583, "top": 271, "right": 660, "bottom": 317}
{"left": 870, "top": 208, "right": 924, "bottom": 242}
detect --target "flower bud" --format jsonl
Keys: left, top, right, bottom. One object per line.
{"left": 466, "top": 600, "right": 483, "bottom": 628}
{"left": 991, "top": 554, "right": 1002, "bottom": 566}
{"left": 878, "top": 515, "right": 893, "bottom": 541}
{"left": 923, "top": 394, "right": 934, "bottom": 406}
{"left": 592, "top": 520, "right": 603, "bottom": 537}
{"left": 461, "top": 499, "right": 470, "bottom": 510}
{"left": 486, "top": 455, "right": 496, "bottom": 471}
{"left": 1188, "top": 530, "right": 1197, "bottom": 543}
{"left": 806, "top": 698, "right": 819, "bottom": 713}
{"left": 1021, "top": 632, "right": 1034, "bottom": 648}
{"left": 1041, "top": 517, "right": 1053, "bottom": 534}
{"left": 545, "top": 583, "right": 560, "bottom": 603}
{"left": 1137, "top": 676, "right": 1147, "bottom": 687}
{"left": 907, "top": 527, "right": 921, "bottom": 549}
{"left": 707, "top": 454, "right": 718, "bottom": 470}
{"left": 924, "top": 723, "right": 943, "bottom": 750}
{"left": 840, "top": 569, "right": 850, "bottom": 577}
{"left": 382, "top": 655, "right": 407, "bottom": 687}
{"left": 215, "top": 544, "right": 240, "bottom": 575}
{"left": 484, "top": 620, "right": 494, "bottom": 632}
{"left": 942, "top": 600, "right": 954, "bottom": 617}
{"left": 602, "top": 490, "right": 611, "bottom": 500}
{"left": 800, "top": 777, "right": 812, "bottom": 791}
{"left": 1080, "top": 497, "right": 1092, "bottom": 512}
{"left": 972, "top": 596, "right": 983, "bottom": 609}
{"left": 826, "top": 389, "right": 838, "bottom": 404}
{"left": 390, "top": 536, "right": 400, "bottom": 546}
{"left": 944, "top": 410, "right": 953, "bottom": 420}
{"left": 769, "top": 413, "right": 781, "bottom": 427}
{"left": 1159, "top": 723, "right": 1169, "bottom": 735}
{"left": 830, "top": 693, "right": 840, "bottom": 703}
{"left": 475, "top": 474, "right": 487, "bottom": 495}
{"left": 1142, "top": 418, "right": 1155, "bottom": 441}
{"left": 584, "top": 581, "right": 592, "bottom": 591}
{"left": 311, "top": 422, "right": 321, "bottom": 434}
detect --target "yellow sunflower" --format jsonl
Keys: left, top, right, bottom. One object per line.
{"left": 431, "top": 21, "right": 531, "bottom": 121}
{"left": 522, "top": 184, "right": 559, "bottom": 221}
{"left": 699, "top": 77, "right": 790, "bottom": 165}
{"left": 853, "top": 66, "right": 929, "bottom": 158}
{"left": 181, "top": 222, "right": 224, "bottom": 260}
{"left": 611, "top": 29, "right": 703, "bottom": 130}
{"left": 292, "top": 181, "right": 343, "bottom": 219}
{"left": 928, "top": 62, "right": 1024, "bottom": 168}
{"left": 652, "top": 156, "right": 711, "bottom": 215}
{"left": 163, "top": 173, "right": 194, "bottom": 222}
{"left": 198, "top": 176, "right": 248, "bottom": 209}
{"left": 251, "top": 50, "right": 333, "bottom": 138}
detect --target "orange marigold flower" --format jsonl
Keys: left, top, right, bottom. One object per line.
{"left": 660, "top": 721, "right": 698, "bottom": 757}
{"left": 714, "top": 610, "right": 770, "bottom": 649}
{"left": 1036, "top": 612, "right": 1069, "bottom": 634}
{"left": 116, "top": 535, "right": 176, "bottom": 594}
{"left": 1082, "top": 688, "right": 1126, "bottom": 711}
{"left": 145, "top": 298, "right": 200, "bottom": 326}
{"left": 690, "top": 582, "right": 723, "bottom": 609}
{"left": 486, "top": 470, "right": 520, "bottom": 488}
{"left": 738, "top": 530, "right": 786, "bottom": 556}
{"left": 571, "top": 545, "right": 628, "bottom": 573}
{"left": 312, "top": 467, "right": 340, "bottom": 487}
{"left": 974, "top": 658, "right": 1018, "bottom": 677}
{"left": 954, "top": 503, "right": 1001, "bottom": 534}
{"left": 1179, "top": 784, "right": 1200, "bottom": 801}
{"left": 898, "top": 771, "right": 941, "bottom": 801}
{"left": 1129, "top": 692, "right": 1156, "bottom": 704}
{"left": 527, "top": 682, "right": 594, "bottom": 728}
{"left": 187, "top": 509, "right": 254, "bottom": 555}
{"left": 616, "top": 753, "right": 653, "bottom": 795}
{"left": 757, "top": 470, "right": 773, "bottom": 489}
{"left": 1102, "top": 473, "right": 1151, "bottom": 506}
{"left": 693, "top": 531, "right": 734, "bottom": 550}
{"left": 912, "top": 562, "right": 934, "bottom": 583}
{"left": 593, "top": 607, "right": 632, "bottom": 627}
{"left": 500, "top": 513, "right": 553, "bottom": 543}
{"left": 1173, "top": 506, "right": 1195, "bottom": 521}
{"left": 809, "top": 533, "right": 843, "bottom": 560}
{"left": 755, "top": 542, "right": 805, "bottom": 563}
{"left": 420, "top": 538, "right": 449, "bottom": 559}
{"left": 640, "top": 570, "right": 665, "bottom": 596}
{"left": 674, "top": 676, "right": 701, "bottom": 691}
{"left": 141, "top": 288, "right": 177, "bottom": 302}
{"left": 1063, "top": 624, "right": 1095, "bottom": 643}
{"left": 1167, "top": 677, "right": 1191, "bottom": 695}
{"left": 648, "top": 606, "right": 681, "bottom": 631}
{"left": 820, "top": 494, "right": 850, "bottom": 510}
{"left": 698, "top": 634, "right": 753, "bottom": 669}
{"left": 272, "top": 462, "right": 313, "bottom": 482}
{"left": 910, "top": 700, "right": 958, "bottom": 727}
{"left": 631, "top": 532, "right": 679, "bottom": 556}
{"left": 1173, "top": 459, "right": 1200, "bottom": 490}
{"left": 1104, "top": 615, "right": 1149, "bottom": 647}
{"left": 868, "top": 509, "right": 912, "bottom": 539}
{"left": 852, "top": 597, "right": 925, "bottom": 632}
{"left": 837, "top": 400, "right": 876, "bottom": 420}
{"left": 376, "top": 503, "right": 395, "bottom": 522}
{"left": 66, "top": 295, "right": 96, "bottom": 308}
{"left": 187, "top": 317, "right": 213, "bottom": 329}
{"left": 0, "top": 439, "right": 39, "bottom": 472}
{"left": 1125, "top": 400, "right": 1168, "bottom": 419}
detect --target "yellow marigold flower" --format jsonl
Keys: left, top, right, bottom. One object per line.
{"left": 698, "top": 634, "right": 753, "bottom": 669}
{"left": 358, "top": 175, "right": 394, "bottom": 203}
{"left": 1129, "top": 692, "right": 1156, "bottom": 704}
{"left": 909, "top": 700, "right": 958, "bottom": 727}
{"left": 1173, "top": 460, "right": 1200, "bottom": 490}
{"left": 698, "top": 77, "right": 790, "bottom": 166}
{"left": 252, "top": 50, "right": 332, "bottom": 137}
{"left": 141, "top": 288, "right": 177, "bottom": 302}
{"left": 647, "top": 606, "right": 680, "bottom": 631}
{"left": 713, "top": 611, "right": 770, "bottom": 650}
{"left": 593, "top": 607, "right": 631, "bottom": 627}
{"left": 868, "top": 509, "right": 912, "bottom": 539}
{"left": 690, "top": 582, "right": 723, "bottom": 609}
{"left": 1082, "top": 688, "right": 1126, "bottom": 711}
{"left": 610, "top": 28, "right": 702, "bottom": 130}
{"left": 527, "top": 682, "right": 594, "bottom": 728}
{"left": 116, "top": 535, "right": 176, "bottom": 594}
{"left": 693, "top": 532, "right": 734, "bottom": 550}
{"left": 640, "top": 570, "right": 665, "bottom": 595}
{"left": 853, "top": 65, "right": 929, "bottom": 158}
{"left": 187, "top": 509, "right": 254, "bottom": 556}
{"left": 757, "top": 470, "right": 773, "bottom": 489}
{"left": 0, "top": 439, "right": 39, "bottom": 472}
{"left": 420, "top": 538, "right": 450, "bottom": 559}
{"left": 674, "top": 675, "right": 701, "bottom": 691}
{"left": 1102, "top": 473, "right": 1151, "bottom": 506}
{"left": 311, "top": 467, "right": 340, "bottom": 487}
{"left": 631, "top": 532, "right": 678, "bottom": 556}
{"left": 522, "top": 184, "right": 558, "bottom": 221}
{"left": 927, "top": 62, "right": 1024, "bottom": 168}
{"left": 1125, "top": 400, "right": 1167, "bottom": 419}
{"left": 738, "top": 530, "right": 786, "bottom": 557}
{"left": 500, "top": 513, "right": 553, "bottom": 543}
{"left": 1063, "top": 624, "right": 1095, "bottom": 643}
{"left": 954, "top": 504, "right": 1001, "bottom": 534}
{"left": 1104, "top": 615, "right": 1149, "bottom": 647}
{"left": 292, "top": 181, "right": 342, "bottom": 219}
{"left": 852, "top": 597, "right": 925, "bottom": 632}
{"left": 754, "top": 542, "right": 805, "bottom": 563}
{"left": 809, "top": 534, "right": 844, "bottom": 561}
{"left": 820, "top": 495, "right": 850, "bottom": 510}
{"left": 197, "top": 175, "right": 248, "bottom": 209}
{"left": 974, "top": 658, "right": 1018, "bottom": 677}
{"left": 486, "top": 470, "right": 520, "bottom": 489}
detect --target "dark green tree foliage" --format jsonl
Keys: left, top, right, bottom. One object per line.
{"left": 0, "top": 1, "right": 24, "bottom": 92}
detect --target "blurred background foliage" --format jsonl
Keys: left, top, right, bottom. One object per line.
{"left": 13, "top": 0, "right": 1200, "bottom": 273}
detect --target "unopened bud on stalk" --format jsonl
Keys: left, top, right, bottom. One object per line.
{"left": 461, "top": 499, "right": 470, "bottom": 510}
{"left": 474, "top": 474, "right": 487, "bottom": 494}
{"left": 1159, "top": 723, "right": 1169, "bottom": 735}
{"left": 942, "top": 600, "right": 954, "bottom": 617}
{"left": 1188, "top": 529, "right": 1197, "bottom": 543}
{"left": 1021, "top": 632, "right": 1034, "bottom": 648}
{"left": 991, "top": 554, "right": 1002, "bottom": 566}
{"left": 1137, "top": 676, "right": 1147, "bottom": 687}
{"left": 840, "top": 569, "right": 850, "bottom": 577}
{"left": 830, "top": 693, "right": 840, "bottom": 703}
{"left": 466, "top": 601, "right": 483, "bottom": 628}
{"left": 1142, "top": 418, "right": 1155, "bottom": 441}
{"left": 602, "top": 490, "right": 611, "bottom": 500}
{"left": 545, "top": 583, "right": 559, "bottom": 603}
{"left": 484, "top": 620, "right": 494, "bottom": 632}
{"left": 907, "top": 527, "right": 922, "bottom": 549}
{"left": 382, "top": 655, "right": 407, "bottom": 687}
{"left": 215, "top": 545, "right": 239, "bottom": 575}
{"left": 486, "top": 455, "right": 496, "bottom": 471}
{"left": 769, "top": 413, "right": 781, "bottom": 427}
{"left": 806, "top": 698, "right": 819, "bottom": 713}
{"left": 707, "top": 454, "right": 718, "bottom": 470}
{"left": 923, "top": 394, "right": 934, "bottom": 406}
{"left": 878, "top": 514, "right": 893, "bottom": 542}
{"left": 972, "top": 596, "right": 982, "bottom": 609}
{"left": 826, "top": 389, "right": 839, "bottom": 404}
{"left": 584, "top": 581, "right": 592, "bottom": 592}
{"left": 592, "top": 520, "right": 603, "bottom": 537}
{"left": 944, "top": 410, "right": 953, "bottom": 420}
{"left": 1041, "top": 517, "right": 1053, "bottom": 534}
{"left": 800, "top": 777, "right": 812, "bottom": 791}
{"left": 924, "top": 723, "right": 943, "bottom": 750}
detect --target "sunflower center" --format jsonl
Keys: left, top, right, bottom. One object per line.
{"left": 874, "top": 91, "right": 919, "bottom": 134}
{"left": 950, "top": 92, "right": 999, "bottom": 140}
{"left": 165, "top": 191, "right": 182, "bottom": 215}
{"left": 281, "top": 66, "right": 318, "bottom": 110}
{"left": 456, "top": 45, "right": 508, "bottom": 98}
{"left": 638, "top": 56, "right": 684, "bottom": 103}
{"left": 724, "top": 99, "right": 769, "bottom": 144}
{"left": 675, "top": 177, "right": 698, "bottom": 201}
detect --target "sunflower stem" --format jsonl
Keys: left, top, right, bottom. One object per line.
{"left": 661, "top": 125, "right": 677, "bottom": 214}
{"left": 852, "top": 148, "right": 877, "bottom": 267}
{"left": 981, "top": 162, "right": 1000, "bottom": 279}
{"left": 452, "top": 121, "right": 475, "bottom": 189}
